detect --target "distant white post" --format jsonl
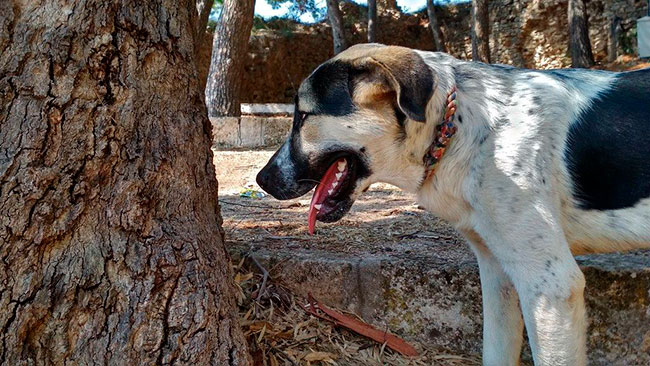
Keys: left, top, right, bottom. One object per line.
{"left": 639, "top": 1, "right": 650, "bottom": 58}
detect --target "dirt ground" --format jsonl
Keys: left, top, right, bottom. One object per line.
{"left": 214, "top": 149, "right": 466, "bottom": 257}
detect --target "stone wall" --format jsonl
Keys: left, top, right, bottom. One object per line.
{"left": 200, "top": 0, "right": 648, "bottom": 103}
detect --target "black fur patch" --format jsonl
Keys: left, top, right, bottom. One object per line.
{"left": 565, "top": 68, "right": 650, "bottom": 210}
{"left": 305, "top": 61, "right": 356, "bottom": 116}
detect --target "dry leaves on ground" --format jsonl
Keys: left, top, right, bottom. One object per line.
{"left": 233, "top": 256, "right": 480, "bottom": 366}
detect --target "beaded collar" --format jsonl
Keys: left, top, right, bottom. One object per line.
{"left": 422, "top": 86, "right": 458, "bottom": 183}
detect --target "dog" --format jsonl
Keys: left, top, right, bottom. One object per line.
{"left": 256, "top": 43, "right": 650, "bottom": 366}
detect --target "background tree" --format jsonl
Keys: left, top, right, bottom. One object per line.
{"left": 0, "top": 1, "right": 250, "bottom": 365}
{"left": 471, "top": 0, "right": 491, "bottom": 63}
{"left": 568, "top": 0, "right": 595, "bottom": 68}
{"left": 196, "top": 0, "right": 216, "bottom": 94}
{"left": 326, "top": 0, "right": 348, "bottom": 54}
{"left": 196, "top": 0, "right": 216, "bottom": 44}
{"left": 206, "top": 0, "right": 256, "bottom": 116}
{"left": 368, "top": 0, "right": 378, "bottom": 43}
{"left": 427, "top": 0, "right": 447, "bottom": 52}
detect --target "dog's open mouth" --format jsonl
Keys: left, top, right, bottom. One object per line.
{"left": 307, "top": 157, "right": 358, "bottom": 234}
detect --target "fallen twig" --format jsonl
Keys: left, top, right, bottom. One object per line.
{"left": 303, "top": 293, "right": 419, "bottom": 357}
{"left": 250, "top": 255, "right": 270, "bottom": 302}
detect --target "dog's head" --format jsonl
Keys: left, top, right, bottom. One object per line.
{"left": 256, "top": 44, "right": 435, "bottom": 231}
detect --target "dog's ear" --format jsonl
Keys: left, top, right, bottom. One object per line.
{"left": 349, "top": 49, "right": 434, "bottom": 122}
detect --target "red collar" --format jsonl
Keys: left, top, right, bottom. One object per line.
{"left": 422, "top": 86, "right": 458, "bottom": 182}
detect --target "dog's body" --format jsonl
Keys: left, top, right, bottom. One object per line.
{"left": 256, "top": 44, "right": 650, "bottom": 365}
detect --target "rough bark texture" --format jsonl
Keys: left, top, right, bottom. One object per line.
{"left": 196, "top": 0, "right": 215, "bottom": 93}
{"left": 327, "top": 0, "right": 348, "bottom": 55}
{"left": 368, "top": 0, "right": 378, "bottom": 43}
{"left": 471, "top": 0, "right": 491, "bottom": 63}
{"left": 205, "top": 0, "right": 255, "bottom": 117}
{"left": 195, "top": 0, "right": 215, "bottom": 45}
{"left": 568, "top": 0, "right": 595, "bottom": 68}
{"left": 427, "top": 0, "right": 447, "bottom": 52}
{"left": 608, "top": 16, "right": 621, "bottom": 62}
{"left": 0, "top": 1, "right": 251, "bottom": 365}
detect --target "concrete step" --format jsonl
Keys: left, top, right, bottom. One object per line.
{"left": 211, "top": 116, "right": 291, "bottom": 149}
{"left": 229, "top": 243, "right": 650, "bottom": 365}
{"left": 216, "top": 150, "right": 650, "bottom": 365}
{"left": 240, "top": 103, "right": 293, "bottom": 115}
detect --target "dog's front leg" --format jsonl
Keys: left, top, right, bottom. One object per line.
{"left": 509, "top": 256, "right": 586, "bottom": 366}
{"left": 463, "top": 230, "right": 524, "bottom": 366}
{"left": 478, "top": 216, "right": 587, "bottom": 365}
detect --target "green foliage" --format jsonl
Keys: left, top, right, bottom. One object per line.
{"left": 266, "top": 0, "right": 326, "bottom": 21}
{"left": 252, "top": 16, "right": 298, "bottom": 38}
{"left": 207, "top": 19, "right": 218, "bottom": 32}
{"left": 252, "top": 15, "right": 269, "bottom": 30}
{"left": 208, "top": 0, "right": 222, "bottom": 31}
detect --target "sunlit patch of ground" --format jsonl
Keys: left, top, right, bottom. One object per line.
{"left": 595, "top": 54, "right": 650, "bottom": 72}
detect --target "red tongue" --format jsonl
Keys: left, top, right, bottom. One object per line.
{"left": 308, "top": 158, "right": 347, "bottom": 235}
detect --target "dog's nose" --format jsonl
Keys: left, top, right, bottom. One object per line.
{"left": 256, "top": 165, "right": 272, "bottom": 193}
{"left": 256, "top": 159, "right": 290, "bottom": 200}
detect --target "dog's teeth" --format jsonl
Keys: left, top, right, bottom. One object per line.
{"left": 338, "top": 161, "right": 346, "bottom": 172}
{"left": 335, "top": 173, "right": 342, "bottom": 180}
{"left": 332, "top": 182, "right": 338, "bottom": 188}
{"left": 314, "top": 204, "right": 322, "bottom": 210}
{"left": 328, "top": 189, "right": 334, "bottom": 195}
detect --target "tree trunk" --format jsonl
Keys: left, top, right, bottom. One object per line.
{"left": 196, "top": 0, "right": 215, "bottom": 94}
{"left": 608, "top": 16, "right": 621, "bottom": 62}
{"left": 427, "top": 0, "right": 447, "bottom": 52}
{"left": 471, "top": 0, "right": 491, "bottom": 63}
{"left": 368, "top": 0, "right": 378, "bottom": 43}
{"left": 205, "top": 0, "right": 256, "bottom": 117}
{"left": 568, "top": 0, "right": 595, "bottom": 68}
{"left": 0, "top": 1, "right": 251, "bottom": 366}
{"left": 327, "top": 0, "right": 348, "bottom": 55}
{"left": 195, "top": 0, "right": 215, "bottom": 45}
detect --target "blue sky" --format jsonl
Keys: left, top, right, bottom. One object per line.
{"left": 255, "top": 0, "right": 464, "bottom": 23}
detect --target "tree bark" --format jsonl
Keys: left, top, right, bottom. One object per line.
{"left": 205, "top": 0, "right": 256, "bottom": 117}
{"left": 0, "top": 1, "right": 251, "bottom": 366}
{"left": 568, "top": 0, "right": 595, "bottom": 68}
{"left": 608, "top": 16, "right": 621, "bottom": 62}
{"left": 326, "top": 0, "right": 348, "bottom": 55}
{"left": 427, "top": 0, "right": 447, "bottom": 52}
{"left": 368, "top": 0, "right": 378, "bottom": 43}
{"left": 196, "top": 0, "right": 215, "bottom": 94}
{"left": 195, "top": 0, "right": 215, "bottom": 45}
{"left": 471, "top": 0, "right": 491, "bottom": 63}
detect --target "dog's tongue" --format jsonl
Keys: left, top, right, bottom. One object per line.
{"left": 308, "top": 158, "right": 347, "bottom": 235}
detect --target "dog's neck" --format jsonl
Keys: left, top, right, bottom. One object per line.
{"left": 421, "top": 86, "right": 458, "bottom": 183}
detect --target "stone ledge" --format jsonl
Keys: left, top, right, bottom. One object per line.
{"left": 230, "top": 244, "right": 650, "bottom": 366}
{"left": 211, "top": 116, "right": 291, "bottom": 149}
{"left": 241, "top": 103, "right": 293, "bottom": 115}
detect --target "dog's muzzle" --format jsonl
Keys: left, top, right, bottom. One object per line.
{"left": 256, "top": 140, "right": 316, "bottom": 200}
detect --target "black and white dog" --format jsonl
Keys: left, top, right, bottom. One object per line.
{"left": 256, "top": 43, "right": 650, "bottom": 366}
